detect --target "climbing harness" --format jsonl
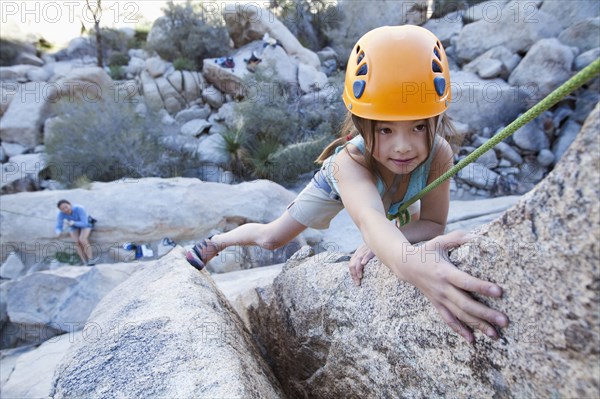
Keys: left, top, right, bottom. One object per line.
{"left": 389, "top": 57, "right": 600, "bottom": 226}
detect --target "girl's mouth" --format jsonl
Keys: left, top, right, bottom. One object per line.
{"left": 391, "top": 157, "right": 416, "bottom": 166}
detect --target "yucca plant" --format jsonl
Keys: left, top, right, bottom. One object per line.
{"left": 246, "top": 137, "right": 281, "bottom": 180}
{"left": 221, "top": 129, "right": 249, "bottom": 176}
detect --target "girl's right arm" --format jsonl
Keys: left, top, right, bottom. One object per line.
{"left": 334, "top": 150, "right": 508, "bottom": 342}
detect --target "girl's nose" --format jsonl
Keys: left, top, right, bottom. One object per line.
{"left": 393, "top": 137, "right": 412, "bottom": 153}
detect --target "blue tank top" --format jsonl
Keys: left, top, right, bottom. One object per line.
{"left": 323, "top": 135, "right": 439, "bottom": 217}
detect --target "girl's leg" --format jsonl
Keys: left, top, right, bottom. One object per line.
{"left": 69, "top": 230, "right": 86, "bottom": 264}
{"left": 197, "top": 211, "right": 307, "bottom": 264}
{"left": 78, "top": 228, "right": 93, "bottom": 263}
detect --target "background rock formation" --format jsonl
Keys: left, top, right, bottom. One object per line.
{"left": 243, "top": 103, "right": 599, "bottom": 398}
{"left": 0, "top": 178, "right": 298, "bottom": 264}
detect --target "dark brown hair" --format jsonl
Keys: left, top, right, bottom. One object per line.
{"left": 57, "top": 199, "right": 71, "bottom": 208}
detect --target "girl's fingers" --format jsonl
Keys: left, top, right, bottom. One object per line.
{"left": 356, "top": 261, "right": 364, "bottom": 279}
{"left": 434, "top": 302, "right": 474, "bottom": 343}
{"left": 448, "top": 267, "right": 504, "bottom": 299}
{"left": 443, "top": 294, "right": 501, "bottom": 339}
{"left": 432, "top": 230, "right": 471, "bottom": 251}
{"left": 348, "top": 263, "right": 360, "bottom": 286}
{"left": 444, "top": 269, "right": 508, "bottom": 327}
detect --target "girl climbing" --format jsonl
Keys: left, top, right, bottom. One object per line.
{"left": 186, "top": 25, "right": 508, "bottom": 343}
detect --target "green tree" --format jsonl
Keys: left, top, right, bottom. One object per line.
{"left": 147, "top": 1, "right": 230, "bottom": 69}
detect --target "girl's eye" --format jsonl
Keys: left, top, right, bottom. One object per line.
{"left": 379, "top": 127, "right": 392, "bottom": 135}
{"left": 413, "top": 124, "right": 426, "bottom": 132}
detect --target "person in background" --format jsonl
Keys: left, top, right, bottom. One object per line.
{"left": 55, "top": 199, "right": 95, "bottom": 266}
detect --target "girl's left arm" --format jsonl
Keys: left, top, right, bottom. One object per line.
{"left": 399, "top": 138, "right": 454, "bottom": 243}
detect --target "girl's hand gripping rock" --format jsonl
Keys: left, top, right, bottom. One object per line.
{"left": 406, "top": 230, "right": 509, "bottom": 343}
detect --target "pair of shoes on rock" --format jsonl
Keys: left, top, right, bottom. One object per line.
{"left": 185, "top": 236, "right": 218, "bottom": 271}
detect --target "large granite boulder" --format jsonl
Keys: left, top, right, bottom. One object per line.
{"left": 540, "top": 0, "right": 600, "bottom": 29}
{"left": 46, "top": 66, "right": 114, "bottom": 102}
{"left": 139, "top": 69, "right": 205, "bottom": 113}
{"left": 0, "top": 153, "right": 47, "bottom": 194}
{"left": 508, "top": 38, "right": 577, "bottom": 102}
{"left": 1, "top": 332, "right": 75, "bottom": 398}
{"left": 243, "top": 103, "right": 599, "bottom": 397}
{"left": 50, "top": 249, "right": 285, "bottom": 398}
{"left": 0, "top": 83, "right": 51, "bottom": 148}
{"left": 558, "top": 17, "right": 600, "bottom": 53}
{"left": 447, "top": 71, "right": 528, "bottom": 132}
{"left": 222, "top": 4, "right": 320, "bottom": 69}
{"left": 462, "top": 0, "right": 510, "bottom": 23}
{"left": 0, "top": 83, "right": 17, "bottom": 116}
{"left": 326, "top": 0, "right": 430, "bottom": 63}
{"left": 2, "top": 263, "right": 137, "bottom": 347}
{"left": 422, "top": 10, "right": 463, "bottom": 47}
{"left": 463, "top": 46, "right": 521, "bottom": 80}
{"left": 455, "top": 2, "right": 563, "bottom": 62}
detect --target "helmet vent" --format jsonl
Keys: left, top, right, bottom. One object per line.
{"left": 353, "top": 80, "right": 366, "bottom": 99}
{"left": 432, "top": 60, "right": 443, "bottom": 73}
{"left": 357, "top": 51, "right": 365, "bottom": 64}
{"left": 434, "top": 76, "right": 446, "bottom": 96}
{"left": 433, "top": 48, "right": 441, "bottom": 61}
{"left": 356, "top": 63, "right": 368, "bottom": 76}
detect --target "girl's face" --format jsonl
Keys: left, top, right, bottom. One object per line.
{"left": 372, "top": 120, "right": 429, "bottom": 177}
{"left": 59, "top": 203, "right": 72, "bottom": 214}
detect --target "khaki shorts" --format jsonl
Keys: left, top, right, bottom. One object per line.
{"left": 286, "top": 182, "right": 344, "bottom": 230}
{"left": 287, "top": 182, "right": 421, "bottom": 230}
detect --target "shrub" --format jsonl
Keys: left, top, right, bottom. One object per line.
{"left": 131, "top": 29, "right": 149, "bottom": 49}
{"left": 108, "top": 52, "right": 129, "bottom": 67}
{"left": 270, "top": 136, "right": 331, "bottom": 182}
{"left": 147, "top": 1, "right": 230, "bottom": 67}
{"left": 45, "top": 99, "right": 202, "bottom": 186}
{"left": 108, "top": 65, "right": 125, "bottom": 80}
{"left": 173, "top": 57, "right": 197, "bottom": 71}
{"left": 37, "top": 37, "right": 53, "bottom": 51}
{"left": 54, "top": 250, "right": 80, "bottom": 265}
{"left": 89, "top": 28, "right": 130, "bottom": 54}
{"left": 223, "top": 67, "right": 345, "bottom": 184}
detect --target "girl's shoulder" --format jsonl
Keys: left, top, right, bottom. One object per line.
{"left": 428, "top": 136, "right": 454, "bottom": 177}
{"left": 336, "top": 140, "right": 368, "bottom": 169}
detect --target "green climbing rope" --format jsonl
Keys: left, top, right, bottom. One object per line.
{"left": 390, "top": 57, "right": 600, "bottom": 225}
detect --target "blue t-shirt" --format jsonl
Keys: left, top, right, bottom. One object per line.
{"left": 55, "top": 204, "right": 92, "bottom": 234}
{"left": 322, "top": 135, "right": 439, "bottom": 217}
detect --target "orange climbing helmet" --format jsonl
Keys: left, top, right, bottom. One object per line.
{"left": 342, "top": 25, "right": 451, "bottom": 121}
